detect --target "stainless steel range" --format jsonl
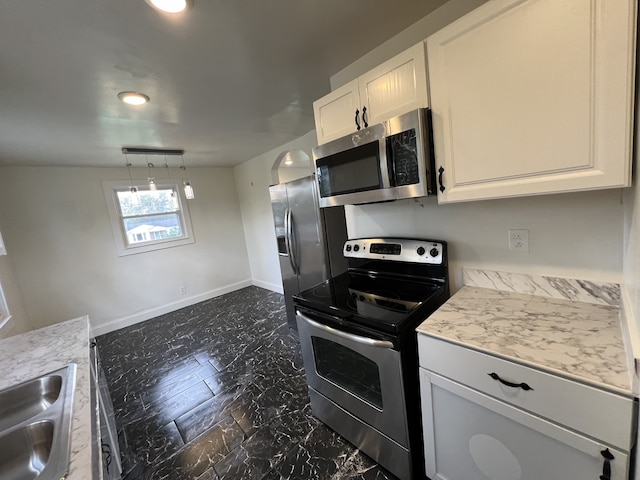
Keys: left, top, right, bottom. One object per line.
{"left": 293, "top": 237, "right": 449, "bottom": 480}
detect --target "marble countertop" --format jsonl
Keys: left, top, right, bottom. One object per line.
{"left": 417, "top": 270, "right": 632, "bottom": 397}
{"left": 0, "top": 316, "right": 95, "bottom": 479}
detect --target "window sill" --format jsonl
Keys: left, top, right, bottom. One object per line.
{"left": 117, "top": 235, "right": 195, "bottom": 256}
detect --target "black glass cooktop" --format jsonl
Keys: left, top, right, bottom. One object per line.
{"left": 293, "top": 270, "right": 445, "bottom": 334}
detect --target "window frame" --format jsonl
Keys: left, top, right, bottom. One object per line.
{"left": 103, "top": 180, "right": 195, "bottom": 256}
{"left": 0, "top": 278, "right": 11, "bottom": 332}
{"left": 0, "top": 232, "right": 12, "bottom": 331}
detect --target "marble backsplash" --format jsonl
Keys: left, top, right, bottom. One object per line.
{"left": 463, "top": 268, "right": 620, "bottom": 306}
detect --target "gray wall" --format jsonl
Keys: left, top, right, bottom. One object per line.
{"left": 0, "top": 165, "right": 251, "bottom": 335}
{"left": 0, "top": 253, "right": 32, "bottom": 337}
{"left": 347, "top": 190, "right": 624, "bottom": 292}
{"left": 233, "top": 131, "right": 317, "bottom": 293}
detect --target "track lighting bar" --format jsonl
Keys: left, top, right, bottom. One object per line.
{"left": 121, "top": 147, "right": 185, "bottom": 156}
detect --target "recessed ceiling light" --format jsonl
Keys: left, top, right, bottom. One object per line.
{"left": 118, "top": 91, "right": 150, "bottom": 106}
{"left": 145, "top": 0, "right": 188, "bottom": 13}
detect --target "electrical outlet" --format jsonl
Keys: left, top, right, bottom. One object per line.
{"left": 179, "top": 285, "right": 187, "bottom": 295}
{"left": 508, "top": 229, "right": 530, "bottom": 253}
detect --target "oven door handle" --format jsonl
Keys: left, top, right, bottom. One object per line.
{"left": 297, "top": 311, "right": 394, "bottom": 349}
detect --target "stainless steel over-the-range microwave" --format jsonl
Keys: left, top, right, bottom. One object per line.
{"left": 312, "top": 108, "right": 436, "bottom": 208}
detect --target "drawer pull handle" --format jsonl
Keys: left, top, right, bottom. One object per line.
{"left": 600, "top": 448, "right": 614, "bottom": 480}
{"left": 488, "top": 372, "right": 534, "bottom": 391}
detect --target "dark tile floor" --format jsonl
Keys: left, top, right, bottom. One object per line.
{"left": 97, "top": 286, "right": 398, "bottom": 480}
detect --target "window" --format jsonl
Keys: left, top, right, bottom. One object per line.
{"left": 103, "top": 181, "right": 194, "bottom": 256}
{"left": 0, "top": 231, "right": 11, "bottom": 331}
{"left": 0, "top": 277, "right": 11, "bottom": 332}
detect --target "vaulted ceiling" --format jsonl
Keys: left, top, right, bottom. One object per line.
{"left": 0, "top": 0, "right": 448, "bottom": 167}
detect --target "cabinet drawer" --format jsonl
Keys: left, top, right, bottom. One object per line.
{"left": 418, "top": 334, "right": 635, "bottom": 450}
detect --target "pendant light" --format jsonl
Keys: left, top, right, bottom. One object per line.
{"left": 146, "top": 155, "right": 157, "bottom": 190}
{"left": 121, "top": 147, "right": 191, "bottom": 199}
{"left": 125, "top": 153, "right": 141, "bottom": 206}
{"left": 164, "top": 156, "right": 180, "bottom": 210}
{"left": 180, "top": 154, "right": 195, "bottom": 199}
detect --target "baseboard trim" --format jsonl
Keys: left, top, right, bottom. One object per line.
{"left": 252, "top": 278, "right": 283, "bottom": 294}
{"left": 92, "top": 279, "right": 253, "bottom": 337}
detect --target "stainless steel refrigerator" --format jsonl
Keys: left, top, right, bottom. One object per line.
{"left": 269, "top": 175, "right": 348, "bottom": 334}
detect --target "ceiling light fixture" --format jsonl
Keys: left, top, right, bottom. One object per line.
{"left": 145, "top": 0, "right": 189, "bottom": 13}
{"left": 180, "top": 154, "right": 195, "bottom": 200}
{"left": 118, "top": 91, "right": 150, "bottom": 106}
{"left": 121, "top": 147, "right": 194, "bottom": 200}
{"left": 146, "top": 155, "right": 157, "bottom": 190}
{"left": 124, "top": 152, "right": 142, "bottom": 206}
{"left": 164, "top": 156, "right": 180, "bottom": 210}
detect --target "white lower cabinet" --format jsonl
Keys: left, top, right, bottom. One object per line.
{"left": 420, "top": 369, "right": 628, "bottom": 480}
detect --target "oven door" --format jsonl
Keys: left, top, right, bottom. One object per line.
{"left": 296, "top": 309, "right": 408, "bottom": 446}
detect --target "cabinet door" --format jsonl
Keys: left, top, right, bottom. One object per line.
{"left": 420, "top": 369, "right": 629, "bottom": 480}
{"left": 313, "top": 79, "right": 361, "bottom": 145}
{"left": 427, "top": 0, "right": 636, "bottom": 203}
{"left": 359, "top": 42, "right": 429, "bottom": 127}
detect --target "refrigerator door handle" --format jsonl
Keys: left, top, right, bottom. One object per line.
{"left": 285, "top": 208, "right": 298, "bottom": 275}
{"left": 289, "top": 208, "right": 299, "bottom": 275}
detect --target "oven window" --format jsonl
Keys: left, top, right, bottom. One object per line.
{"left": 311, "top": 336, "right": 383, "bottom": 409}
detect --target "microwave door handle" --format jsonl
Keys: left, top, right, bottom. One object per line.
{"left": 379, "top": 136, "right": 392, "bottom": 188}
{"left": 297, "top": 311, "right": 395, "bottom": 349}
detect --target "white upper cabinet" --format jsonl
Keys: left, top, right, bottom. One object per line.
{"left": 357, "top": 43, "right": 429, "bottom": 128}
{"left": 312, "top": 80, "right": 361, "bottom": 146}
{"left": 313, "top": 42, "right": 429, "bottom": 145}
{"left": 427, "top": 0, "right": 637, "bottom": 203}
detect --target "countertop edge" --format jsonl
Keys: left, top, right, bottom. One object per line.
{"left": 417, "top": 330, "right": 634, "bottom": 398}
{"left": 418, "top": 268, "right": 632, "bottom": 397}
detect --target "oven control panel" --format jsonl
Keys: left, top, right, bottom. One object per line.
{"left": 344, "top": 238, "right": 444, "bottom": 264}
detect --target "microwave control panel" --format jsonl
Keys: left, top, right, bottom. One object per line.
{"left": 387, "top": 128, "right": 420, "bottom": 186}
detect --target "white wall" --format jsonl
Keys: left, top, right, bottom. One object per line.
{"left": 624, "top": 47, "right": 640, "bottom": 341}
{"left": 624, "top": 42, "right": 640, "bottom": 480}
{"left": 233, "top": 131, "right": 317, "bottom": 292}
{"left": 0, "top": 253, "right": 32, "bottom": 338}
{"left": 625, "top": 143, "right": 640, "bottom": 479}
{"left": 0, "top": 166, "right": 251, "bottom": 335}
{"left": 348, "top": 189, "right": 624, "bottom": 291}
{"left": 624, "top": 179, "right": 639, "bottom": 326}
